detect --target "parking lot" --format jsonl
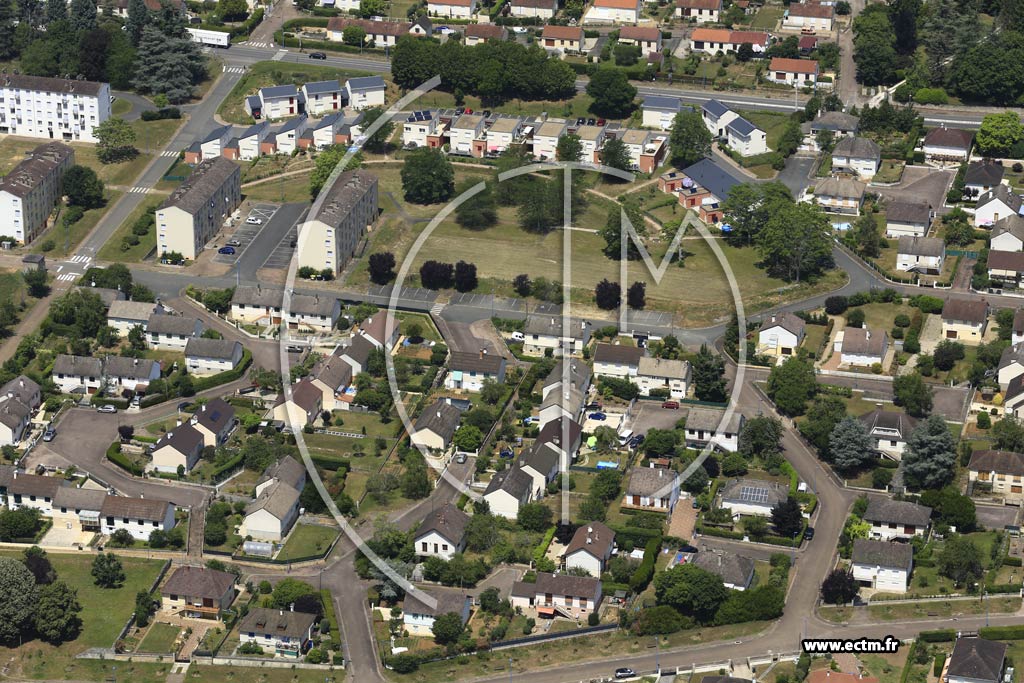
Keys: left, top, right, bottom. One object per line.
{"left": 626, "top": 401, "right": 687, "bottom": 436}
{"left": 213, "top": 204, "right": 279, "bottom": 264}
{"left": 975, "top": 504, "right": 1020, "bottom": 531}
{"left": 262, "top": 224, "right": 297, "bottom": 270}
{"left": 366, "top": 284, "right": 439, "bottom": 305}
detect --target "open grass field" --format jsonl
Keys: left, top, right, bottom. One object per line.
{"left": 184, "top": 665, "right": 346, "bottom": 683}
{"left": 218, "top": 61, "right": 375, "bottom": 124}
{"left": 749, "top": 5, "right": 784, "bottom": 28}
{"left": 411, "top": 90, "right": 599, "bottom": 120}
{"left": 0, "top": 269, "right": 29, "bottom": 308}
{"left": 30, "top": 190, "right": 125, "bottom": 257}
{"left": 111, "top": 98, "right": 133, "bottom": 116}
{"left": 277, "top": 523, "right": 340, "bottom": 561}
{"left": 0, "top": 136, "right": 153, "bottom": 187}
{"left": 131, "top": 117, "right": 183, "bottom": 156}
{"left": 137, "top": 621, "right": 182, "bottom": 653}
{"left": 741, "top": 110, "right": 793, "bottom": 151}
{"left": 244, "top": 173, "right": 312, "bottom": 203}
{"left": 97, "top": 199, "right": 160, "bottom": 262}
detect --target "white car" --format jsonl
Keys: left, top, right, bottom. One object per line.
{"left": 246, "top": 216, "right": 263, "bottom": 225}
{"left": 512, "top": 26, "right": 527, "bottom": 33}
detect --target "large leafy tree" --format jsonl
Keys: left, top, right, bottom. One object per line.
{"left": 0, "top": 0, "right": 15, "bottom": 60}
{"left": 0, "top": 558, "right": 37, "bottom": 643}
{"left": 68, "top": 0, "right": 96, "bottom": 32}
{"left": 722, "top": 182, "right": 792, "bottom": 246}
{"left": 585, "top": 68, "right": 637, "bottom": 118}
{"left": 401, "top": 147, "right": 455, "bottom": 204}
{"left": 828, "top": 416, "right": 875, "bottom": 472}
{"left": 766, "top": 356, "right": 816, "bottom": 416}
{"left": 820, "top": 568, "right": 859, "bottom": 604}
{"left": 853, "top": 4, "right": 899, "bottom": 85}
{"left": 599, "top": 137, "right": 632, "bottom": 173}
{"left": 455, "top": 180, "right": 497, "bottom": 230}
{"left": 556, "top": 133, "right": 583, "bottom": 163}
{"left": 692, "top": 344, "right": 727, "bottom": 402}
{"left": 758, "top": 202, "right": 833, "bottom": 282}
{"left": 937, "top": 535, "right": 983, "bottom": 586}
{"left": 738, "top": 416, "right": 782, "bottom": 458}
{"left": 771, "top": 497, "right": 804, "bottom": 537}
{"left": 653, "top": 564, "right": 729, "bottom": 624}
{"left": 976, "top": 111, "right": 1024, "bottom": 155}
{"left": 126, "top": 0, "right": 148, "bottom": 45}
{"left": 669, "top": 110, "right": 712, "bottom": 168}
{"left": 799, "top": 396, "right": 848, "bottom": 459}
{"left": 94, "top": 118, "right": 138, "bottom": 164}
{"left": 893, "top": 371, "right": 933, "bottom": 417}
{"left": 359, "top": 107, "right": 395, "bottom": 153}
{"left": 432, "top": 612, "right": 466, "bottom": 645}
{"left": 91, "top": 553, "right": 125, "bottom": 588}
{"left": 903, "top": 414, "right": 957, "bottom": 489}
{"left": 35, "top": 580, "right": 83, "bottom": 644}
{"left": 63, "top": 166, "right": 106, "bottom": 209}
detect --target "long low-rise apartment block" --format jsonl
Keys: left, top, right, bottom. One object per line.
{"left": 156, "top": 157, "right": 241, "bottom": 260}
{"left": 0, "top": 141, "right": 75, "bottom": 245}
{"left": 297, "top": 169, "right": 379, "bottom": 276}
{"left": 0, "top": 74, "right": 111, "bottom": 143}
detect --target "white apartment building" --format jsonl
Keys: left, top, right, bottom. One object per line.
{"left": 156, "top": 157, "right": 241, "bottom": 260}
{"left": 344, "top": 76, "right": 386, "bottom": 110}
{"left": 448, "top": 114, "right": 486, "bottom": 156}
{"left": 0, "top": 142, "right": 75, "bottom": 244}
{"left": 0, "top": 74, "right": 111, "bottom": 143}
{"left": 237, "top": 121, "right": 270, "bottom": 161}
{"left": 532, "top": 120, "right": 567, "bottom": 161}
{"left": 296, "top": 169, "right": 378, "bottom": 275}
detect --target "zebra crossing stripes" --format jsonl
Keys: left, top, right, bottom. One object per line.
{"left": 430, "top": 302, "right": 445, "bottom": 315}
{"left": 57, "top": 272, "right": 79, "bottom": 282}
{"left": 127, "top": 187, "right": 150, "bottom": 195}
{"left": 224, "top": 66, "right": 246, "bottom": 74}
{"left": 160, "top": 150, "right": 177, "bottom": 158}
{"left": 244, "top": 41, "right": 274, "bottom": 48}
{"left": 67, "top": 254, "right": 91, "bottom": 265}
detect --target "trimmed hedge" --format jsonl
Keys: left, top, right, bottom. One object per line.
{"left": 628, "top": 537, "right": 660, "bottom": 592}
{"left": 610, "top": 524, "right": 663, "bottom": 547}
{"left": 979, "top": 625, "right": 1024, "bottom": 640}
{"left": 211, "top": 453, "right": 244, "bottom": 481}
{"left": 533, "top": 525, "right": 557, "bottom": 565}
{"left": 1004, "top": 556, "right": 1022, "bottom": 567}
{"left": 918, "top": 629, "right": 957, "bottom": 642}
{"left": 274, "top": 31, "right": 388, "bottom": 56}
{"left": 984, "top": 582, "right": 1020, "bottom": 594}
{"left": 191, "top": 348, "right": 253, "bottom": 393}
{"left": 106, "top": 441, "right": 144, "bottom": 476}
{"left": 695, "top": 523, "right": 744, "bottom": 540}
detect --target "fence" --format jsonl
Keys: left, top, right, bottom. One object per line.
{"left": 480, "top": 623, "right": 618, "bottom": 652}
{"left": 112, "top": 559, "right": 172, "bottom": 648}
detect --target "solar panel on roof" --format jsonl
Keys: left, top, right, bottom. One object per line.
{"left": 740, "top": 485, "right": 769, "bottom": 503}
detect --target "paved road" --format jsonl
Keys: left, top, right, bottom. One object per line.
{"left": 776, "top": 154, "right": 817, "bottom": 197}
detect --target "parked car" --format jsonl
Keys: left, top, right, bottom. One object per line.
{"left": 131, "top": 395, "right": 141, "bottom": 408}
{"left": 587, "top": 118, "right": 596, "bottom": 125}
{"left": 499, "top": 448, "right": 514, "bottom": 458}
{"left": 96, "top": 404, "right": 117, "bottom": 414}
{"left": 227, "top": 238, "right": 242, "bottom": 247}
{"left": 661, "top": 400, "right": 680, "bottom": 409}
{"left": 615, "top": 669, "right": 636, "bottom": 680}
{"left": 218, "top": 246, "right": 236, "bottom": 255}
{"left": 597, "top": 118, "right": 606, "bottom": 125}
{"left": 42, "top": 426, "right": 56, "bottom": 442}
{"left": 510, "top": 331, "right": 525, "bottom": 342}
{"left": 455, "top": 453, "right": 468, "bottom": 464}
{"left": 576, "top": 117, "right": 585, "bottom": 126}
{"left": 245, "top": 216, "right": 263, "bottom": 225}
{"left": 588, "top": 412, "right": 607, "bottom": 421}
{"left": 522, "top": 416, "right": 539, "bottom": 426}
{"left": 309, "top": 51, "right": 327, "bottom": 59}
{"left": 804, "top": 527, "right": 815, "bottom": 541}
{"left": 512, "top": 26, "right": 527, "bottom": 33}
{"left": 627, "top": 434, "right": 644, "bottom": 448}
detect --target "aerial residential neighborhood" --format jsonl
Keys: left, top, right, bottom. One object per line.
{"left": 0, "top": 0, "right": 1023, "bottom": 681}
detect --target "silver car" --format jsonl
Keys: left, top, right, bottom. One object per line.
{"left": 96, "top": 404, "right": 117, "bottom": 414}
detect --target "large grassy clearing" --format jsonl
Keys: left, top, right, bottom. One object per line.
{"left": 277, "top": 523, "right": 340, "bottom": 561}
{"left": 30, "top": 190, "right": 125, "bottom": 257}
{"left": 0, "top": 136, "right": 153, "bottom": 187}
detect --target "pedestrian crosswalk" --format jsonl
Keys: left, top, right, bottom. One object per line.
{"left": 57, "top": 272, "right": 80, "bottom": 282}
{"left": 127, "top": 186, "right": 150, "bottom": 195}
{"left": 272, "top": 50, "right": 287, "bottom": 61}
{"left": 243, "top": 41, "right": 275, "bottom": 48}
{"left": 160, "top": 150, "right": 177, "bottom": 158}
{"left": 67, "top": 254, "right": 91, "bottom": 265}
{"left": 430, "top": 302, "right": 445, "bottom": 315}
{"left": 224, "top": 66, "right": 246, "bottom": 74}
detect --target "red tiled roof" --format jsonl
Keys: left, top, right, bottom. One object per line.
{"left": 770, "top": 57, "right": 819, "bottom": 74}
{"left": 619, "top": 25, "right": 661, "bottom": 41}
{"left": 543, "top": 24, "right": 584, "bottom": 40}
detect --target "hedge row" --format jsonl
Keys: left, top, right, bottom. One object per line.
{"left": 984, "top": 582, "right": 1021, "bottom": 594}
{"left": 1004, "top": 556, "right": 1023, "bottom": 567}
{"left": 533, "top": 526, "right": 557, "bottom": 565}
{"left": 917, "top": 629, "right": 957, "bottom": 642}
{"left": 274, "top": 31, "right": 389, "bottom": 55}
{"left": 106, "top": 441, "right": 144, "bottom": 476}
{"left": 609, "top": 524, "right": 663, "bottom": 547}
{"left": 628, "top": 537, "right": 660, "bottom": 593}
{"left": 979, "top": 625, "right": 1024, "bottom": 640}
{"left": 191, "top": 348, "right": 253, "bottom": 393}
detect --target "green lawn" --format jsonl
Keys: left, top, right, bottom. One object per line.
{"left": 30, "top": 191, "right": 125, "bottom": 257}
{"left": 244, "top": 173, "right": 311, "bottom": 203}
{"left": 740, "top": 110, "right": 793, "bottom": 151}
{"left": 874, "top": 160, "right": 905, "bottom": 184}
{"left": 186, "top": 666, "right": 345, "bottom": 683}
{"left": 137, "top": 622, "right": 182, "bottom": 653}
{"left": 0, "top": 136, "right": 153, "bottom": 187}
{"left": 411, "top": 90, "right": 599, "bottom": 120}
{"left": 396, "top": 311, "right": 442, "bottom": 342}
{"left": 854, "top": 302, "right": 914, "bottom": 335}
{"left": 218, "top": 61, "right": 375, "bottom": 124}
{"left": 131, "top": 117, "right": 183, "bottom": 155}
{"left": 97, "top": 199, "right": 160, "bottom": 262}
{"left": 111, "top": 97, "right": 133, "bottom": 116}
{"left": 749, "top": 5, "right": 784, "bottom": 28}
{"left": 801, "top": 323, "right": 828, "bottom": 358}
{"left": 0, "top": 270, "right": 29, "bottom": 309}
{"left": 276, "top": 523, "right": 340, "bottom": 561}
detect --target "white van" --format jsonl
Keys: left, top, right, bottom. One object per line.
{"left": 510, "top": 331, "right": 525, "bottom": 342}
{"left": 617, "top": 429, "right": 633, "bottom": 446}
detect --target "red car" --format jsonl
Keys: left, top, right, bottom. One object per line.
{"left": 661, "top": 401, "right": 680, "bottom": 409}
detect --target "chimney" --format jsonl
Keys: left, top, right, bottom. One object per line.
{"left": 479, "top": 349, "right": 484, "bottom": 359}
{"left": 202, "top": 404, "right": 206, "bottom": 412}
{"left": 280, "top": 609, "right": 284, "bottom": 616}
{"left": 18, "top": 379, "right": 23, "bottom": 389}
{"left": 289, "top": 602, "right": 294, "bottom": 612}
{"left": 176, "top": 419, "right": 182, "bottom": 427}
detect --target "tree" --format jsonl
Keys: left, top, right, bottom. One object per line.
{"left": 820, "top": 568, "right": 859, "bottom": 604}
{"left": 453, "top": 261, "right": 477, "bottom": 292}
{"left": 22, "top": 269, "right": 49, "bottom": 298}
{"left": 599, "top": 137, "right": 632, "bottom": 173}
{"left": 517, "top": 178, "right": 561, "bottom": 233}
{"left": 465, "top": 513, "right": 498, "bottom": 552}
{"left": 642, "top": 429, "right": 677, "bottom": 456}
{"left": 455, "top": 181, "right": 497, "bottom": 230}
{"left": 903, "top": 414, "right": 957, "bottom": 489}
{"left": 34, "top": 580, "right": 82, "bottom": 643}
{"left": 517, "top": 502, "right": 553, "bottom": 532}
{"left": 766, "top": 356, "right": 816, "bottom": 416}
{"left": 722, "top": 452, "right": 749, "bottom": 476}
{"left": 45, "top": 0, "right": 65, "bottom": 22}
{"left": 126, "top": 0, "right": 148, "bottom": 45}
{"left": 828, "top": 416, "right": 875, "bottom": 472}
{"left": 669, "top": 110, "right": 712, "bottom": 168}
{"left": 0, "top": 508, "right": 39, "bottom": 541}
{"left": 977, "top": 111, "right": 1024, "bottom": 155}
{"left": 342, "top": 25, "right": 366, "bottom": 45}
{"left": 758, "top": 202, "right": 833, "bottom": 282}
{"left": 937, "top": 535, "right": 983, "bottom": 586}
{"left": 893, "top": 371, "right": 933, "bottom": 417}
{"left": 94, "top": 118, "right": 138, "bottom": 164}
{"left": 0, "top": 558, "right": 38, "bottom": 643}
{"left": 942, "top": 210, "right": 974, "bottom": 246}
{"left": 240, "top": 435, "right": 275, "bottom": 472}
{"left": 69, "top": 0, "right": 96, "bottom": 31}
{"left": 993, "top": 415, "right": 1024, "bottom": 452}
{"left": 452, "top": 425, "right": 483, "bottom": 452}
{"left": 556, "top": 133, "right": 584, "bottom": 163}
{"left": 368, "top": 252, "right": 396, "bottom": 285}
{"left": 600, "top": 202, "right": 644, "bottom": 259}
{"left": 771, "top": 497, "right": 804, "bottom": 537}
{"left": 594, "top": 279, "right": 621, "bottom": 310}
{"left": 109, "top": 528, "right": 135, "bottom": 548}
{"left": 920, "top": 486, "right": 977, "bottom": 531}
{"left": 432, "top": 612, "right": 466, "bottom": 645}
{"left": 131, "top": 24, "right": 205, "bottom": 103}
{"left": 933, "top": 339, "right": 966, "bottom": 371}
{"left": 586, "top": 68, "right": 637, "bottom": 118}
{"left": 590, "top": 469, "right": 623, "bottom": 501}
{"left": 722, "top": 182, "right": 793, "bottom": 246}
{"left": 402, "top": 148, "right": 455, "bottom": 204}
{"left": 400, "top": 462, "right": 430, "bottom": 499}
{"left": 419, "top": 260, "right": 454, "bottom": 289}
{"left": 738, "top": 416, "right": 783, "bottom": 458}
{"left": 22, "top": 546, "right": 55, "bottom": 585}
{"left": 693, "top": 344, "right": 727, "bottom": 402}
{"left": 853, "top": 5, "right": 899, "bottom": 85}
{"left": 850, "top": 213, "right": 881, "bottom": 258}
{"left": 78, "top": 28, "right": 111, "bottom": 83}
{"left": 626, "top": 281, "right": 646, "bottom": 309}
{"left": 513, "top": 274, "right": 531, "bottom": 296}
{"left": 91, "top": 553, "right": 125, "bottom": 588}
{"left": 63, "top": 165, "right": 105, "bottom": 209}
{"left": 359, "top": 107, "right": 395, "bottom": 153}
{"left": 653, "top": 563, "right": 729, "bottom": 624}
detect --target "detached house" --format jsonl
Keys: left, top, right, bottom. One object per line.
{"left": 510, "top": 0, "right": 557, "bottom": 17}
{"left": 150, "top": 424, "right": 205, "bottom": 474}
{"left": 444, "top": 351, "right": 507, "bottom": 392}
{"left": 273, "top": 378, "right": 323, "bottom": 428}
{"left": 991, "top": 215, "right": 1024, "bottom": 251}
{"left": 52, "top": 354, "right": 103, "bottom": 394}
{"left": 523, "top": 315, "right": 588, "bottom": 356}
{"left": 767, "top": 58, "right": 819, "bottom": 86}
{"left": 690, "top": 28, "right": 769, "bottom": 55}
{"left": 812, "top": 176, "right": 866, "bottom": 215}
{"left": 464, "top": 24, "right": 507, "bottom": 45}
{"left": 301, "top": 80, "right": 343, "bottom": 116}
{"left": 238, "top": 608, "right": 316, "bottom": 658}
{"left": 701, "top": 99, "right": 739, "bottom": 138}
{"left": 623, "top": 467, "right": 680, "bottom": 512}
{"left": 684, "top": 407, "right": 743, "bottom": 452}
{"left": 107, "top": 299, "right": 162, "bottom": 335}
{"left": 482, "top": 466, "right": 534, "bottom": 519}
{"left": 757, "top": 312, "right": 806, "bottom": 357}
{"left": 427, "top": 0, "right": 476, "bottom": 18}
{"left": 510, "top": 572, "right": 602, "bottom": 618}
{"left": 806, "top": 111, "right": 859, "bottom": 149}
{"left": 326, "top": 17, "right": 425, "bottom": 46}
{"left": 885, "top": 201, "right": 932, "bottom": 238}
{"left": 965, "top": 159, "right": 1005, "bottom": 197}
{"left": 586, "top": 0, "right": 642, "bottom": 24}
{"left": 851, "top": 539, "right": 912, "bottom": 593}
{"left": 414, "top": 503, "right": 470, "bottom": 560}
{"left": 946, "top": 638, "right": 1007, "bottom": 683}
{"left": 720, "top": 478, "right": 787, "bottom": 517}
{"left": 563, "top": 521, "right": 615, "bottom": 577}
{"left": 161, "top": 566, "right": 236, "bottom": 620}
{"left": 783, "top": 2, "right": 834, "bottom": 31}
{"left": 619, "top": 26, "right": 662, "bottom": 54}
{"left": 0, "top": 376, "right": 40, "bottom": 446}
{"left": 725, "top": 116, "right": 768, "bottom": 157}
{"left": 541, "top": 25, "right": 584, "bottom": 55}
{"left": 519, "top": 417, "right": 580, "bottom": 496}
{"left": 676, "top": 0, "right": 722, "bottom": 22}
{"left": 832, "top": 136, "right": 881, "bottom": 180}
{"left": 636, "top": 357, "right": 690, "bottom": 398}
{"left": 975, "top": 184, "right": 1023, "bottom": 227}
{"left": 411, "top": 399, "right": 462, "bottom": 452}
{"left": 241, "top": 457, "right": 306, "bottom": 542}
{"left": 968, "top": 450, "right": 1024, "bottom": 504}
{"left": 897, "top": 236, "right": 945, "bottom": 275}
{"left": 147, "top": 314, "right": 202, "bottom": 351}
{"left": 191, "top": 398, "right": 235, "bottom": 448}
{"left": 987, "top": 251, "right": 1024, "bottom": 289}
{"left": 860, "top": 409, "right": 917, "bottom": 460}
{"left": 692, "top": 550, "right": 755, "bottom": 590}
{"left": 403, "top": 590, "right": 472, "bottom": 636}
{"left": 309, "top": 351, "right": 354, "bottom": 412}
{"left": 998, "top": 343, "right": 1024, "bottom": 389}
{"left": 863, "top": 498, "right": 932, "bottom": 540}
{"left": 941, "top": 298, "right": 989, "bottom": 344}
{"left": 185, "top": 338, "right": 244, "bottom": 377}
{"left": 642, "top": 95, "right": 685, "bottom": 131}
{"left": 837, "top": 326, "right": 888, "bottom": 367}
{"left": 229, "top": 285, "right": 283, "bottom": 326}
{"left": 593, "top": 343, "right": 644, "bottom": 379}
{"left": 922, "top": 127, "right": 973, "bottom": 165}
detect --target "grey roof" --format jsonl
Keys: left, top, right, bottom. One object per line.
{"left": 0, "top": 397, "right": 30, "bottom": 430}
{"left": 403, "top": 590, "right": 471, "bottom": 619}
{"left": 185, "top": 337, "right": 242, "bottom": 361}
{"left": 304, "top": 79, "right": 342, "bottom": 95}
{"left": 533, "top": 571, "right": 601, "bottom": 602}
{"left": 260, "top": 84, "right": 299, "bottom": 99}
{"left": 924, "top": 127, "right": 974, "bottom": 151}
{"left": 686, "top": 407, "right": 743, "bottom": 433}
{"left": 259, "top": 456, "right": 307, "bottom": 491}
{"left": 415, "top": 503, "right": 470, "bottom": 544}
{"left": 863, "top": 498, "right": 932, "bottom": 527}
{"left": 720, "top": 478, "right": 787, "bottom": 506}
{"left": 726, "top": 116, "right": 759, "bottom": 138}
{"left": 0, "top": 73, "right": 104, "bottom": 96}
{"left": 0, "top": 376, "right": 40, "bottom": 408}
{"left": 810, "top": 111, "right": 858, "bottom": 133}
{"left": 544, "top": 360, "right": 592, "bottom": 393}
{"left": 290, "top": 293, "right": 338, "bottom": 318}
{"left": 565, "top": 521, "right": 615, "bottom": 559}
{"left": 833, "top": 136, "right": 880, "bottom": 160}
{"left": 0, "top": 142, "right": 74, "bottom": 198}
{"left": 679, "top": 158, "right": 746, "bottom": 203}
{"left": 851, "top": 538, "right": 913, "bottom": 568}
{"left": 311, "top": 168, "right": 377, "bottom": 228}
{"left": 626, "top": 467, "right": 679, "bottom": 497}
{"left": 194, "top": 398, "right": 235, "bottom": 435}
{"left": 155, "top": 423, "right": 204, "bottom": 455}
{"left": 539, "top": 385, "right": 584, "bottom": 414}
{"left": 5, "top": 472, "right": 64, "bottom": 498}
{"left": 147, "top": 314, "right": 201, "bottom": 337}
{"left": 637, "top": 356, "right": 690, "bottom": 380}
{"left": 815, "top": 176, "right": 866, "bottom": 200}
{"left": 1002, "top": 342, "right": 1024, "bottom": 372}
{"left": 593, "top": 343, "right": 644, "bottom": 366}
{"left": 202, "top": 124, "right": 231, "bottom": 144}
{"left": 643, "top": 95, "right": 682, "bottom": 112}
{"left": 524, "top": 315, "right": 585, "bottom": 339}
{"left": 277, "top": 114, "right": 308, "bottom": 135}
{"left": 703, "top": 677, "right": 754, "bottom": 683}
{"left": 449, "top": 350, "right": 504, "bottom": 375}
{"left": 414, "top": 399, "right": 462, "bottom": 442}
{"left": 520, "top": 441, "right": 560, "bottom": 477}
{"left": 977, "top": 184, "right": 1023, "bottom": 214}
{"left": 968, "top": 449, "right": 1024, "bottom": 477}
{"left": 162, "top": 566, "right": 235, "bottom": 600}
{"left": 104, "top": 356, "right": 159, "bottom": 380}
{"left": 947, "top": 638, "right": 1007, "bottom": 683}
{"left": 342, "top": 334, "right": 376, "bottom": 369}
{"left": 53, "top": 354, "right": 102, "bottom": 378}
{"left": 992, "top": 214, "right": 1024, "bottom": 243}
{"left": 313, "top": 112, "right": 343, "bottom": 131}
{"left": 76, "top": 286, "right": 125, "bottom": 307}
{"left": 246, "top": 479, "right": 301, "bottom": 520}
{"left": 160, "top": 157, "right": 239, "bottom": 215}
{"left": 238, "top": 607, "right": 316, "bottom": 638}
{"left": 240, "top": 121, "right": 269, "bottom": 139}
{"left": 231, "top": 285, "right": 284, "bottom": 309}
{"left": 313, "top": 350, "right": 353, "bottom": 391}
{"left": 841, "top": 327, "right": 887, "bottom": 356}
{"left": 483, "top": 466, "right": 533, "bottom": 500}
{"left": 692, "top": 550, "right": 755, "bottom": 588}
{"left": 347, "top": 75, "right": 385, "bottom": 92}
{"left": 886, "top": 201, "right": 931, "bottom": 225}
{"left": 702, "top": 99, "right": 732, "bottom": 118}
{"left": 536, "top": 416, "right": 582, "bottom": 451}
{"left": 898, "top": 235, "right": 944, "bottom": 258}
{"left": 246, "top": 95, "right": 261, "bottom": 110}
{"left": 53, "top": 486, "right": 107, "bottom": 511}
{"left": 101, "top": 495, "right": 172, "bottom": 521}
{"left": 761, "top": 312, "right": 806, "bottom": 338}
{"left": 859, "top": 410, "right": 917, "bottom": 439}
{"left": 108, "top": 299, "right": 160, "bottom": 321}
{"left": 965, "top": 159, "right": 1005, "bottom": 187}
{"left": 942, "top": 298, "right": 989, "bottom": 325}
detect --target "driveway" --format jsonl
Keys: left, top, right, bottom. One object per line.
{"left": 627, "top": 401, "right": 685, "bottom": 435}
{"left": 871, "top": 167, "right": 955, "bottom": 212}
{"left": 975, "top": 503, "right": 1019, "bottom": 530}
{"left": 777, "top": 154, "right": 816, "bottom": 196}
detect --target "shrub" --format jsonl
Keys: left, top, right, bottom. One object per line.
{"left": 977, "top": 412, "right": 991, "bottom": 429}
{"left": 825, "top": 296, "right": 848, "bottom": 315}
